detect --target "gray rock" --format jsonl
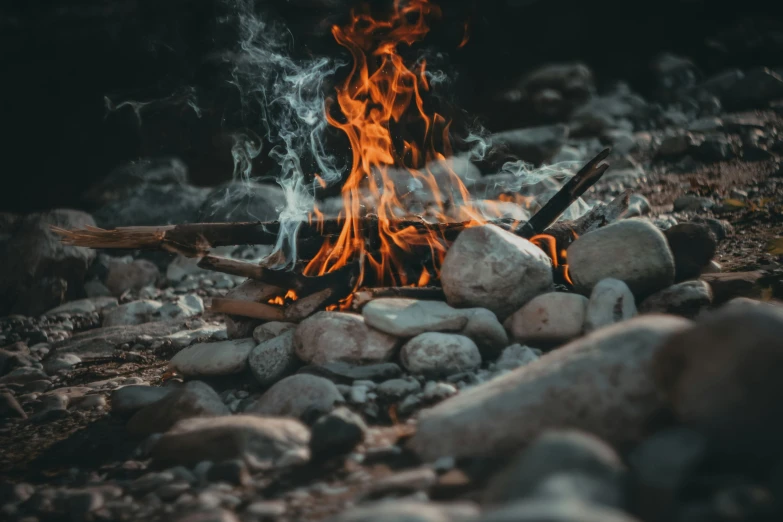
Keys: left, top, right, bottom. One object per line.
{"left": 657, "top": 133, "right": 699, "bottom": 157}
{"left": 507, "top": 293, "right": 588, "bottom": 344}
{"left": 422, "top": 381, "right": 458, "bottom": 402}
{"left": 309, "top": 406, "right": 367, "bottom": 459}
{"left": 409, "top": 315, "right": 691, "bottom": 461}
{"left": 45, "top": 297, "right": 118, "bottom": 315}
{"left": 102, "top": 300, "right": 163, "bottom": 327}
{"left": 441, "top": 225, "right": 553, "bottom": 320}
{"left": 664, "top": 223, "right": 718, "bottom": 282}
{"left": 164, "top": 324, "right": 227, "bottom": 348}
{"left": 478, "top": 499, "right": 639, "bottom": 522}
{"left": 0, "top": 391, "right": 26, "bottom": 419}
{"left": 0, "top": 209, "right": 97, "bottom": 316}
{"left": 566, "top": 219, "right": 675, "bottom": 298}
{"left": 111, "top": 385, "right": 174, "bottom": 415}
{"left": 639, "top": 281, "right": 713, "bottom": 318}
{"left": 491, "top": 124, "right": 569, "bottom": 164}
{"left": 377, "top": 378, "right": 422, "bottom": 401}
{"left": 245, "top": 374, "right": 343, "bottom": 422}
{"left": 127, "top": 381, "right": 229, "bottom": 435}
{"left": 252, "top": 321, "right": 297, "bottom": 344}
{"left": 150, "top": 415, "right": 310, "bottom": 469}
{"left": 105, "top": 259, "right": 159, "bottom": 297}
{"left": 483, "top": 430, "right": 625, "bottom": 507}
{"left": 298, "top": 361, "right": 402, "bottom": 383}
{"left": 43, "top": 353, "right": 82, "bottom": 375}
{"left": 157, "top": 294, "right": 205, "bottom": 321}
{"left": 401, "top": 333, "right": 481, "bottom": 377}
{"left": 326, "top": 500, "right": 479, "bottom": 522}
{"left": 362, "top": 299, "right": 468, "bottom": 338}
{"left": 584, "top": 279, "right": 637, "bottom": 333}
{"left": 496, "top": 344, "right": 539, "bottom": 371}
{"left": 170, "top": 338, "right": 256, "bottom": 377}
{"left": 294, "top": 312, "right": 400, "bottom": 366}
{"left": 248, "top": 330, "right": 300, "bottom": 387}
{"left": 652, "top": 302, "right": 783, "bottom": 454}
{"left": 460, "top": 308, "right": 509, "bottom": 359}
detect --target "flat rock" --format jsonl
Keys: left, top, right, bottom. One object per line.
{"left": 401, "top": 333, "right": 481, "bottom": 377}
{"left": 157, "top": 294, "right": 204, "bottom": 321}
{"left": 639, "top": 280, "right": 713, "bottom": 318}
{"left": 583, "top": 278, "right": 637, "bottom": 334}
{"left": 409, "top": 315, "right": 691, "bottom": 461}
{"left": 169, "top": 338, "right": 256, "bottom": 377}
{"left": 245, "top": 374, "right": 343, "bottom": 422}
{"left": 248, "top": 330, "right": 300, "bottom": 388}
{"left": 483, "top": 430, "right": 625, "bottom": 507}
{"left": 127, "top": 381, "right": 229, "bottom": 436}
{"left": 253, "top": 321, "right": 297, "bottom": 344}
{"left": 326, "top": 500, "right": 479, "bottom": 522}
{"left": 294, "top": 312, "right": 400, "bottom": 366}
{"left": 362, "top": 298, "right": 469, "bottom": 337}
{"left": 45, "top": 297, "right": 118, "bottom": 316}
{"left": 110, "top": 385, "right": 174, "bottom": 415}
{"left": 652, "top": 302, "right": 783, "bottom": 454}
{"left": 441, "top": 224, "right": 553, "bottom": 320}
{"left": 150, "top": 415, "right": 310, "bottom": 469}
{"left": 508, "top": 293, "right": 588, "bottom": 344}
{"left": 566, "top": 219, "right": 675, "bottom": 298}
{"left": 105, "top": 259, "right": 160, "bottom": 297}
{"left": 102, "top": 300, "right": 163, "bottom": 327}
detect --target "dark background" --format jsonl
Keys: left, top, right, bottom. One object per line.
{"left": 2, "top": 0, "right": 783, "bottom": 213}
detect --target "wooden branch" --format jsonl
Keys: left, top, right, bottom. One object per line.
{"left": 209, "top": 298, "right": 285, "bottom": 322}
{"left": 350, "top": 286, "right": 446, "bottom": 311}
{"left": 284, "top": 288, "right": 335, "bottom": 322}
{"left": 543, "top": 190, "right": 631, "bottom": 247}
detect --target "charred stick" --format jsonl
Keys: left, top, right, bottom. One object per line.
{"left": 514, "top": 147, "right": 611, "bottom": 238}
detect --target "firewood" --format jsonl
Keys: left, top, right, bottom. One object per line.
{"left": 284, "top": 287, "right": 336, "bottom": 322}
{"left": 209, "top": 298, "right": 286, "bottom": 322}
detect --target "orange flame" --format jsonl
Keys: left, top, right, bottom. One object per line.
{"left": 302, "top": 0, "right": 565, "bottom": 294}
{"left": 268, "top": 289, "right": 298, "bottom": 305}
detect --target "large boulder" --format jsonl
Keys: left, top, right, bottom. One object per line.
{"left": 440, "top": 224, "right": 553, "bottom": 320}
{"left": 0, "top": 209, "right": 97, "bottom": 316}
{"left": 409, "top": 315, "right": 691, "bottom": 461}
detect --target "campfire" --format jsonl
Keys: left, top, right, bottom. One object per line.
{"left": 53, "top": 0, "right": 624, "bottom": 324}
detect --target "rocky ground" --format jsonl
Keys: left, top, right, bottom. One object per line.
{"left": 2, "top": 59, "right": 783, "bottom": 522}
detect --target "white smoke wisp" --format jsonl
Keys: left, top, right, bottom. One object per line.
{"left": 222, "top": 0, "right": 347, "bottom": 268}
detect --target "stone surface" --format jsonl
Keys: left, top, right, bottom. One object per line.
{"left": 0, "top": 209, "right": 97, "bottom": 316}
{"left": 701, "top": 271, "right": 768, "bottom": 304}
{"left": 478, "top": 499, "right": 639, "bottom": 522}
{"left": 248, "top": 330, "right": 300, "bottom": 387}
{"left": 490, "top": 124, "right": 569, "bottom": 164}
{"left": 252, "top": 321, "right": 297, "bottom": 344}
{"left": 157, "top": 294, "right": 205, "bottom": 320}
{"left": 309, "top": 406, "right": 367, "bottom": 460}
{"left": 43, "top": 353, "right": 82, "bottom": 374}
{"left": 0, "top": 392, "right": 26, "bottom": 419}
{"left": 460, "top": 308, "right": 509, "bottom": 359}
{"left": 409, "top": 315, "right": 691, "bottom": 461}
{"left": 496, "top": 344, "right": 540, "bottom": 371}
{"left": 45, "top": 297, "right": 118, "bottom": 316}
{"left": 326, "top": 501, "right": 479, "bottom": 522}
{"left": 584, "top": 279, "right": 637, "bottom": 333}
{"left": 105, "top": 259, "right": 160, "bottom": 296}
{"left": 376, "top": 378, "right": 422, "bottom": 401}
{"left": 127, "top": 381, "right": 229, "bottom": 435}
{"left": 639, "top": 281, "right": 713, "bottom": 318}
{"left": 110, "top": 385, "right": 174, "bottom": 415}
{"left": 508, "top": 292, "right": 588, "bottom": 344}
{"left": 401, "top": 333, "right": 482, "bottom": 377}
{"left": 441, "top": 225, "right": 553, "bottom": 320}
{"left": 567, "top": 219, "right": 675, "bottom": 298}
{"left": 102, "top": 300, "right": 163, "bottom": 327}
{"left": 245, "top": 374, "right": 343, "bottom": 423}
{"left": 362, "top": 298, "right": 469, "bottom": 338}
{"left": 150, "top": 415, "right": 310, "bottom": 469}
{"left": 652, "top": 302, "right": 783, "bottom": 454}
{"left": 294, "top": 312, "right": 400, "bottom": 366}
{"left": 298, "top": 361, "right": 402, "bottom": 383}
{"left": 169, "top": 338, "right": 256, "bottom": 377}
{"left": 664, "top": 223, "right": 718, "bottom": 282}
{"left": 483, "top": 430, "right": 625, "bottom": 507}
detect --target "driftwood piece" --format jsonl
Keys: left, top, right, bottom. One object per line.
{"left": 284, "top": 288, "right": 336, "bottom": 322}
{"left": 350, "top": 286, "right": 446, "bottom": 311}
{"left": 209, "top": 298, "right": 286, "bottom": 322}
